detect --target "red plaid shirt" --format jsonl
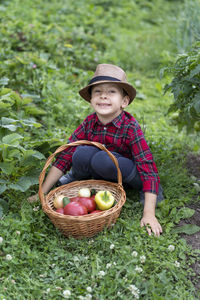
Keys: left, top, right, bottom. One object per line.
{"left": 53, "top": 111, "right": 160, "bottom": 194}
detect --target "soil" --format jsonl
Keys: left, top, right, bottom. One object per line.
{"left": 179, "top": 153, "right": 200, "bottom": 293}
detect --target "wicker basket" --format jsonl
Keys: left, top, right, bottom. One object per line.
{"left": 38, "top": 140, "right": 126, "bottom": 238}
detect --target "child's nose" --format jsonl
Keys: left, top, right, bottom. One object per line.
{"left": 100, "top": 91, "right": 108, "bottom": 98}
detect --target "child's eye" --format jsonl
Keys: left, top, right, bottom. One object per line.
{"left": 109, "top": 90, "right": 116, "bottom": 93}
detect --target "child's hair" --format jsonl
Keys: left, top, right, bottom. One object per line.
{"left": 122, "top": 89, "right": 128, "bottom": 97}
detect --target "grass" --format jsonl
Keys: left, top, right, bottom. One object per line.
{"left": 0, "top": 0, "right": 200, "bottom": 299}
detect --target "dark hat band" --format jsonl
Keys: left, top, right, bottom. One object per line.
{"left": 89, "top": 76, "right": 121, "bottom": 85}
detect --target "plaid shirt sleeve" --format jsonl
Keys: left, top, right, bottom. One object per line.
{"left": 52, "top": 119, "right": 87, "bottom": 173}
{"left": 129, "top": 121, "right": 160, "bottom": 195}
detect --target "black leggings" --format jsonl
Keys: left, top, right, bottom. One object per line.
{"left": 71, "top": 145, "right": 143, "bottom": 190}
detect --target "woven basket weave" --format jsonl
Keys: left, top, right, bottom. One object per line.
{"left": 39, "top": 140, "right": 126, "bottom": 238}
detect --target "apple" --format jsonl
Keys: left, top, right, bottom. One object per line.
{"left": 64, "top": 202, "right": 88, "bottom": 216}
{"left": 56, "top": 208, "right": 64, "bottom": 214}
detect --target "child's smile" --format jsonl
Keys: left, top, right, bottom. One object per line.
{"left": 96, "top": 102, "right": 111, "bottom": 108}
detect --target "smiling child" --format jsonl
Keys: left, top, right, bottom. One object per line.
{"left": 34, "top": 64, "right": 164, "bottom": 236}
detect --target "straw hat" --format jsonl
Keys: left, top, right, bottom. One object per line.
{"left": 79, "top": 64, "right": 136, "bottom": 104}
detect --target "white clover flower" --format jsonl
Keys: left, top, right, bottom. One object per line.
{"left": 63, "top": 290, "right": 71, "bottom": 298}
{"left": 110, "top": 243, "right": 115, "bottom": 249}
{"left": 11, "top": 279, "right": 16, "bottom": 284}
{"left": 85, "top": 294, "right": 92, "bottom": 300}
{"left": 168, "top": 245, "right": 175, "bottom": 252}
{"left": 135, "top": 266, "right": 143, "bottom": 273}
{"left": 98, "top": 270, "right": 106, "bottom": 277}
{"left": 106, "top": 263, "right": 112, "bottom": 269}
{"left": 6, "top": 254, "right": 12, "bottom": 261}
{"left": 128, "top": 285, "right": 140, "bottom": 299}
{"left": 78, "top": 296, "right": 85, "bottom": 300}
{"left": 174, "top": 261, "right": 180, "bottom": 268}
{"left": 86, "top": 287, "right": 92, "bottom": 293}
{"left": 46, "top": 288, "right": 50, "bottom": 293}
{"left": 135, "top": 293, "right": 140, "bottom": 299}
{"left": 0, "top": 237, "right": 3, "bottom": 244}
{"left": 33, "top": 206, "right": 39, "bottom": 211}
{"left": 16, "top": 231, "right": 21, "bottom": 235}
{"left": 51, "top": 263, "right": 56, "bottom": 268}
{"left": 140, "top": 255, "right": 146, "bottom": 263}
{"left": 131, "top": 251, "right": 138, "bottom": 257}
{"left": 128, "top": 285, "right": 138, "bottom": 292}
{"left": 113, "top": 261, "right": 116, "bottom": 265}
{"left": 39, "top": 274, "right": 45, "bottom": 278}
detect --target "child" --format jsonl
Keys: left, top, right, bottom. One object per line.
{"left": 36, "top": 64, "right": 163, "bottom": 236}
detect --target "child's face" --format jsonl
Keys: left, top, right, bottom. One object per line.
{"left": 90, "top": 83, "right": 129, "bottom": 124}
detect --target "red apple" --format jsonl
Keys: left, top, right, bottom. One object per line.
{"left": 56, "top": 208, "right": 64, "bottom": 214}
{"left": 63, "top": 202, "right": 88, "bottom": 216}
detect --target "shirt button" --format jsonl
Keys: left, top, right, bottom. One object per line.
{"left": 104, "top": 127, "right": 106, "bottom": 130}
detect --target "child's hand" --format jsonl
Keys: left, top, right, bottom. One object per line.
{"left": 27, "top": 193, "right": 39, "bottom": 203}
{"left": 140, "top": 214, "right": 162, "bottom": 237}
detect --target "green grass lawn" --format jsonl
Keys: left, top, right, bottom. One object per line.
{"left": 0, "top": 0, "right": 200, "bottom": 299}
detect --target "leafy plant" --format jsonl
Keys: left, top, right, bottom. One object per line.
{"left": 164, "top": 42, "right": 200, "bottom": 132}
{"left": 173, "top": 224, "right": 200, "bottom": 235}
{"left": 0, "top": 198, "right": 9, "bottom": 218}
{"left": 0, "top": 88, "right": 64, "bottom": 214}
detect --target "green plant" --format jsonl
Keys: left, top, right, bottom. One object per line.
{"left": 0, "top": 87, "right": 65, "bottom": 217}
{"left": 164, "top": 42, "right": 200, "bottom": 132}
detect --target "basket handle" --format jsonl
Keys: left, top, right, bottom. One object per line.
{"left": 39, "top": 140, "right": 123, "bottom": 203}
